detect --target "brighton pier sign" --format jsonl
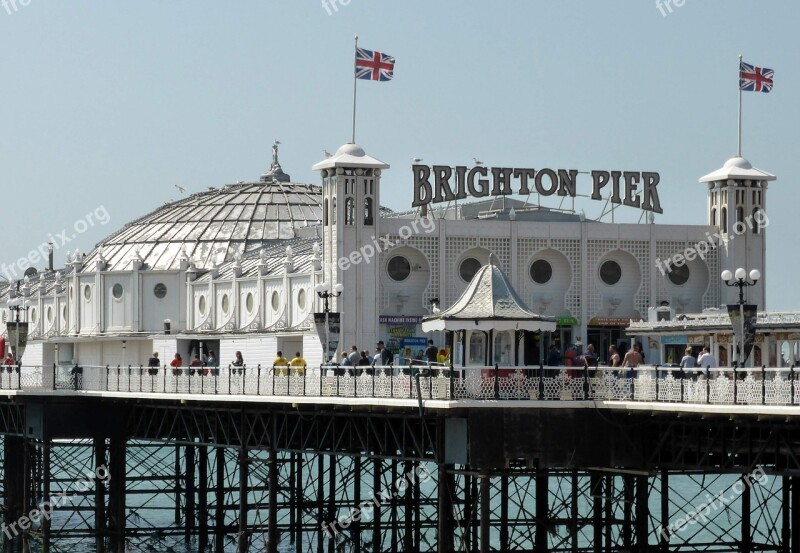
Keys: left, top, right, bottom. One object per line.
{"left": 412, "top": 165, "right": 663, "bottom": 214}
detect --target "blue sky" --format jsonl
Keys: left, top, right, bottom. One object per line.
{"left": 1, "top": 1, "right": 797, "bottom": 309}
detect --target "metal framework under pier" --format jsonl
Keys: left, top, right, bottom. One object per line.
{"left": 1, "top": 397, "right": 800, "bottom": 552}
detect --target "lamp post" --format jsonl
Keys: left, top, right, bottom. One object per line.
{"left": 7, "top": 293, "right": 29, "bottom": 367}
{"left": 315, "top": 281, "right": 343, "bottom": 363}
{"left": 721, "top": 268, "right": 761, "bottom": 367}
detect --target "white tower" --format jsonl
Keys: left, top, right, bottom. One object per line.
{"left": 700, "top": 156, "right": 776, "bottom": 308}
{"left": 313, "top": 143, "right": 389, "bottom": 351}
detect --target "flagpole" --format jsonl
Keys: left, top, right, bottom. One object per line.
{"left": 352, "top": 35, "right": 358, "bottom": 144}
{"left": 738, "top": 54, "right": 743, "bottom": 157}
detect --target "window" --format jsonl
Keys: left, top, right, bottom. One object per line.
{"left": 387, "top": 256, "right": 411, "bottom": 281}
{"left": 84, "top": 285, "right": 92, "bottom": 301}
{"left": 271, "top": 291, "right": 280, "bottom": 312}
{"left": 721, "top": 207, "right": 728, "bottom": 232}
{"left": 459, "top": 258, "right": 482, "bottom": 283}
{"left": 599, "top": 260, "right": 622, "bottom": 286}
{"left": 246, "top": 292, "right": 254, "bottom": 313}
{"left": 529, "top": 259, "right": 553, "bottom": 284}
{"left": 668, "top": 264, "right": 690, "bottom": 286}
{"left": 198, "top": 295, "right": 207, "bottom": 315}
{"left": 753, "top": 208, "right": 762, "bottom": 234}
{"left": 154, "top": 283, "right": 167, "bottom": 299}
{"left": 711, "top": 208, "right": 717, "bottom": 226}
{"left": 30, "top": 308, "right": 37, "bottom": 324}
{"left": 112, "top": 283, "right": 123, "bottom": 300}
{"left": 364, "top": 197, "right": 374, "bottom": 226}
{"left": 323, "top": 199, "right": 329, "bottom": 226}
{"left": 47, "top": 306, "right": 53, "bottom": 324}
{"left": 297, "top": 289, "right": 307, "bottom": 310}
{"left": 344, "top": 197, "right": 355, "bottom": 226}
{"left": 221, "top": 294, "right": 230, "bottom": 315}
{"left": 332, "top": 197, "right": 336, "bottom": 224}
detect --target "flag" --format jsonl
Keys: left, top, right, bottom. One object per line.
{"left": 355, "top": 47, "right": 395, "bottom": 81}
{"left": 740, "top": 61, "right": 774, "bottom": 93}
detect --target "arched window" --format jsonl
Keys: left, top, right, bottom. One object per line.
{"left": 344, "top": 197, "right": 355, "bottom": 226}
{"left": 736, "top": 206, "right": 744, "bottom": 224}
{"left": 721, "top": 207, "right": 727, "bottom": 232}
{"left": 331, "top": 197, "right": 337, "bottom": 224}
{"left": 323, "top": 199, "right": 329, "bottom": 226}
{"left": 711, "top": 208, "right": 717, "bottom": 226}
{"left": 752, "top": 208, "right": 761, "bottom": 234}
{"left": 364, "top": 197, "right": 374, "bottom": 226}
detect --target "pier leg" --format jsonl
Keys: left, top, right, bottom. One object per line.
{"left": 536, "top": 468, "right": 549, "bottom": 553}
{"left": 353, "top": 456, "right": 362, "bottom": 552}
{"left": 198, "top": 445, "right": 209, "bottom": 553}
{"left": 480, "top": 474, "right": 490, "bottom": 553}
{"left": 635, "top": 474, "right": 649, "bottom": 553}
{"left": 317, "top": 455, "right": 324, "bottom": 553}
{"left": 268, "top": 449, "right": 278, "bottom": 553}
{"left": 742, "top": 472, "right": 752, "bottom": 553}
{"left": 295, "top": 453, "right": 303, "bottom": 553}
{"left": 327, "top": 454, "right": 336, "bottom": 553}
{"left": 174, "top": 444, "right": 182, "bottom": 526}
{"left": 660, "top": 470, "right": 669, "bottom": 552}
{"left": 42, "top": 440, "right": 52, "bottom": 553}
{"left": 792, "top": 476, "right": 800, "bottom": 553}
{"left": 108, "top": 437, "right": 127, "bottom": 553}
{"left": 186, "top": 443, "right": 196, "bottom": 544}
{"left": 604, "top": 475, "right": 613, "bottom": 553}
{"left": 438, "top": 463, "right": 454, "bottom": 553}
{"left": 215, "top": 447, "right": 225, "bottom": 553}
{"left": 405, "top": 460, "right": 414, "bottom": 552}
{"left": 591, "top": 473, "right": 602, "bottom": 553}
{"left": 237, "top": 446, "right": 249, "bottom": 553}
{"left": 623, "top": 474, "right": 633, "bottom": 551}
{"left": 373, "top": 458, "right": 382, "bottom": 553}
{"left": 93, "top": 438, "right": 106, "bottom": 553}
{"left": 500, "top": 472, "right": 509, "bottom": 553}
{"left": 571, "top": 470, "right": 579, "bottom": 553}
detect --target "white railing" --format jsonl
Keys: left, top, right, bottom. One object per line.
{"left": 6, "top": 364, "right": 800, "bottom": 407}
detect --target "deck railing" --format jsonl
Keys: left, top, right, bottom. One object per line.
{"left": 4, "top": 363, "right": 800, "bottom": 406}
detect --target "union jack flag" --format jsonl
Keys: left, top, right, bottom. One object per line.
{"left": 740, "top": 61, "right": 774, "bottom": 93}
{"left": 355, "top": 47, "right": 395, "bottom": 81}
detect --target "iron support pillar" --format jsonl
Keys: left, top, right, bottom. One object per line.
{"left": 592, "top": 473, "right": 602, "bottom": 553}
{"left": 268, "top": 449, "right": 278, "bottom": 553}
{"left": 660, "top": 470, "right": 669, "bottom": 553}
{"left": 438, "top": 463, "right": 454, "bottom": 553}
{"left": 198, "top": 445, "right": 209, "bottom": 553}
{"left": 537, "top": 468, "right": 549, "bottom": 553}
{"left": 237, "top": 446, "right": 249, "bottom": 553}
{"left": 93, "top": 438, "right": 106, "bottom": 553}
{"left": 215, "top": 447, "right": 225, "bottom": 553}
{"left": 742, "top": 472, "right": 752, "bottom": 553}
{"left": 480, "top": 474, "right": 490, "bottom": 553}
{"left": 793, "top": 476, "right": 800, "bottom": 553}
{"left": 373, "top": 458, "right": 382, "bottom": 553}
{"left": 635, "top": 474, "right": 649, "bottom": 553}
{"left": 108, "top": 437, "right": 127, "bottom": 553}
{"left": 42, "top": 440, "right": 52, "bottom": 553}
{"left": 185, "top": 443, "right": 196, "bottom": 544}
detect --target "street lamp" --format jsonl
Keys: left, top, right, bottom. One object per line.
{"left": 6, "top": 293, "right": 29, "bottom": 368}
{"left": 315, "top": 282, "right": 343, "bottom": 362}
{"left": 721, "top": 268, "right": 761, "bottom": 367}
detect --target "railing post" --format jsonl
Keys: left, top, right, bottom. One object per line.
{"left": 319, "top": 364, "right": 323, "bottom": 398}
{"left": 257, "top": 365, "right": 262, "bottom": 395}
{"left": 494, "top": 364, "right": 500, "bottom": 400}
{"left": 583, "top": 364, "right": 589, "bottom": 400}
{"left": 654, "top": 365, "right": 660, "bottom": 401}
{"left": 163, "top": 364, "right": 167, "bottom": 392}
{"left": 761, "top": 365, "right": 767, "bottom": 406}
{"left": 228, "top": 364, "right": 232, "bottom": 395}
{"left": 538, "top": 363, "right": 544, "bottom": 400}
{"left": 53, "top": 363, "right": 57, "bottom": 391}
{"left": 449, "top": 364, "right": 454, "bottom": 400}
{"left": 631, "top": 368, "right": 635, "bottom": 400}
{"left": 706, "top": 367, "right": 711, "bottom": 404}
{"left": 733, "top": 364, "right": 738, "bottom": 403}
{"left": 679, "top": 367, "right": 685, "bottom": 403}
{"left": 791, "top": 364, "right": 796, "bottom": 406}
{"left": 302, "top": 365, "right": 306, "bottom": 396}
{"left": 391, "top": 366, "right": 395, "bottom": 399}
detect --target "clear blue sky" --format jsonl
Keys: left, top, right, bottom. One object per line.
{"left": 1, "top": 2, "right": 797, "bottom": 309}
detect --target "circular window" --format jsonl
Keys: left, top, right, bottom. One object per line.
{"left": 271, "top": 291, "right": 280, "bottom": 311}
{"left": 154, "top": 283, "right": 167, "bottom": 299}
{"left": 246, "top": 292, "right": 254, "bottom": 313}
{"left": 112, "top": 283, "right": 123, "bottom": 299}
{"left": 459, "top": 257, "right": 482, "bottom": 282}
{"left": 84, "top": 285, "right": 92, "bottom": 301}
{"left": 529, "top": 259, "right": 553, "bottom": 285}
{"left": 30, "top": 308, "right": 37, "bottom": 324}
{"left": 668, "top": 264, "right": 690, "bottom": 286}
{"left": 198, "top": 295, "right": 207, "bottom": 315}
{"left": 599, "top": 260, "right": 622, "bottom": 286}
{"left": 47, "top": 306, "right": 53, "bottom": 324}
{"left": 221, "top": 294, "right": 230, "bottom": 315}
{"left": 298, "top": 289, "right": 307, "bottom": 310}
{"left": 387, "top": 256, "right": 411, "bottom": 281}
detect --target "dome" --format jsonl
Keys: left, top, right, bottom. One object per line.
{"left": 83, "top": 180, "right": 322, "bottom": 271}
{"left": 723, "top": 156, "right": 753, "bottom": 170}
{"left": 335, "top": 143, "right": 366, "bottom": 157}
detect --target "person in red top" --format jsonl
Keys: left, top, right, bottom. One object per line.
{"left": 189, "top": 354, "right": 205, "bottom": 376}
{"left": 3, "top": 352, "right": 15, "bottom": 373}
{"left": 170, "top": 353, "right": 183, "bottom": 376}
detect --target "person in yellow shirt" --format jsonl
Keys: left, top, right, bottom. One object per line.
{"left": 289, "top": 352, "right": 307, "bottom": 376}
{"left": 273, "top": 351, "right": 289, "bottom": 376}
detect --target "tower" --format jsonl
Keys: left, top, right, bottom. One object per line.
{"left": 700, "top": 156, "right": 775, "bottom": 308}
{"left": 313, "top": 143, "right": 389, "bottom": 350}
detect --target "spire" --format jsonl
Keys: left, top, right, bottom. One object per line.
{"left": 260, "top": 140, "right": 291, "bottom": 183}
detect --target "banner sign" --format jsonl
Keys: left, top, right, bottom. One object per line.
{"left": 379, "top": 315, "right": 423, "bottom": 324}
{"left": 6, "top": 322, "right": 29, "bottom": 362}
{"left": 314, "top": 312, "right": 341, "bottom": 362}
{"left": 412, "top": 165, "right": 663, "bottom": 214}
{"left": 728, "top": 304, "right": 757, "bottom": 364}
{"left": 661, "top": 335, "right": 688, "bottom": 345}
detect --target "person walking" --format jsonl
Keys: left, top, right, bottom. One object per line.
{"left": 608, "top": 345, "right": 621, "bottom": 368}
{"left": 697, "top": 347, "right": 717, "bottom": 369}
{"left": 147, "top": 352, "right": 160, "bottom": 376}
{"left": 680, "top": 347, "right": 697, "bottom": 369}
{"left": 205, "top": 350, "right": 219, "bottom": 376}
{"left": 190, "top": 354, "right": 204, "bottom": 376}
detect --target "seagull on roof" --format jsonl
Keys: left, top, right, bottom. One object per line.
{"left": 473, "top": 158, "right": 484, "bottom": 166}
{"left": 411, "top": 157, "right": 423, "bottom": 163}
{"left": 323, "top": 150, "right": 333, "bottom": 158}
{"left": 174, "top": 184, "right": 186, "bottom": 194}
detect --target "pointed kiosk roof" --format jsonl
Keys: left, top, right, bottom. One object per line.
{"left": 422, "top": 262, "right": 557, "bottom": 332}
{"left": 699, "top": 156, "right": 776, "bottom": 183}
{"left": 312, "top": 143, "right": 389, "bottom": 171}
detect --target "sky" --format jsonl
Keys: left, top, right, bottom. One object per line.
{"left": 1, "top": 1, "right": 797, "bottom": 309}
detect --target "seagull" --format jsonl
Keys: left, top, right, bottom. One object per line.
{"left": 411, "top": 157, "right": 423, "bottom": 163}
{"left": 432, "top": 304, "right": 441, "bottom": 315}
{"left": 473, "top": 158, "right": 484, "bottom": 166}
{"left": 174, "top": 184, "right": 186, "bottom": 194}
{"left": 323, "top": 150, "right": 333, "bottom": 158}
{"left": 274, "top": 139, "right": 281, "bottom": 145}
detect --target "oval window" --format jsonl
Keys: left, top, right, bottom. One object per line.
{"left": 47, "top": 306, "right": 53, "bottom": 324}
{"left": 154, "top": 283, "right": 167, "bottom": 299}
{"left": 246, "top": 292, "right": 254, "bottom": 313}
{"left": 271, "top": 291, "right": 280, "bottom": 312}
{"left": 298, "top": 289, "right": 307, "bottom": 310}
{"left": 387, "top": 256, "right": 411, "bottom": 282}
{"left": 668, "top": 264, "right": 690, "bottom": 286}
{"left": 84, "top": 285, "right": 92, "bottom": 301}
{"left": 222, "top": 294, "right": 230, "bottom": 315}
{"left": 459, "top": 257, "right": 482, "bottom": 283}
{"left": 112, "top": 283, "right": 123, "bottom": 299}
{"left": 529, "top": 259, "right": 553, "bottom": 285}
{"left": 31, "top": 308, "right": 37, "bottom": 324}
{"left": 62, "top": 305, "right": 67, "bottom": 321}
{"left": 599, "top": 260, "right": 622, "bottom": 286}
{"left": 198, "top": 295, "right": 207, "bottom": 315}
{"left": 69, "top": 286, "right": 73, "bottom": 300}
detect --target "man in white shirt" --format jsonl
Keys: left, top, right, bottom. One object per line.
{"left": 697, "top": 347, "right": 717, "bottom": 369}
